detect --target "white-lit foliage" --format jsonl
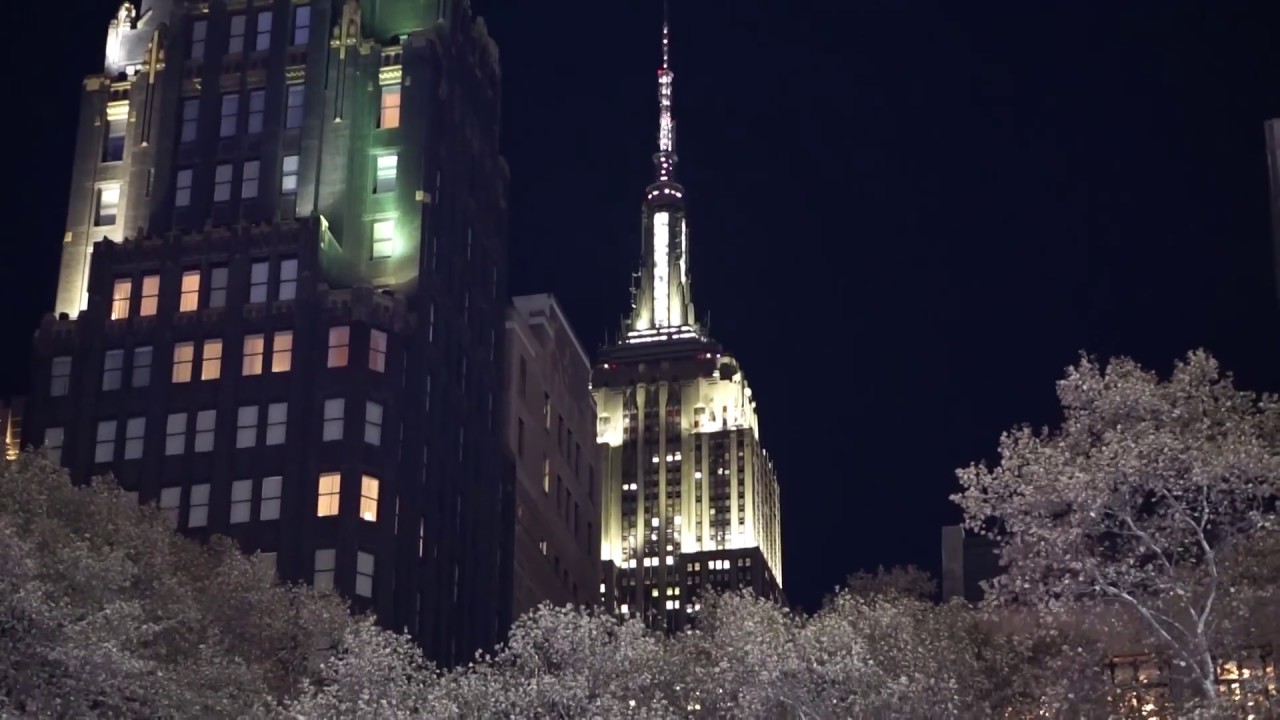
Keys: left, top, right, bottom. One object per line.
{"left": 955, "top": 350, "right": 1280, "bottom": 706}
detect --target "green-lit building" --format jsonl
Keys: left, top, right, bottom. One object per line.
{"left": 24, "top": 0, "right": 513, "bottom": 665}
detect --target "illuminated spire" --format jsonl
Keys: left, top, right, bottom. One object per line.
{"left": 655, "top": 0, "right": 677, "bottom": 182}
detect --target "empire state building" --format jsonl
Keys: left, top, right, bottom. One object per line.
{"left": 594, "top": 8, "right": 782, "bottom": 630}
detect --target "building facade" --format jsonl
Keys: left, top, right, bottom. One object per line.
{"left": 593, "top": 12, "right": 782, "bottom": 631}
{"left": 503, "top": 294, "right": 600, "bottom": 618}
{"left": 23, "top": 0, "right": 513, "bottom": 666}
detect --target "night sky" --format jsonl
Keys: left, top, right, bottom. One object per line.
{"left": 5, "top": 1, "right": 1280, "bottom": 612}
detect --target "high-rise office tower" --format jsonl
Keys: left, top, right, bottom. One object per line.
{"left": 23, "top": 0, "right": 512, "bottom": 665}
{"left": 593, "top": 9, "right": 782, "bottom": 631}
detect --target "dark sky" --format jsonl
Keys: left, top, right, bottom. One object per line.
{"left": 6, "top": 1, "right": 1280, "bottom": 612}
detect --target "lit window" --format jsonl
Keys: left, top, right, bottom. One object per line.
{"left": 236, "top": 405, "right": 259, "bottom": 448}
{"left": 139, "top": 275, "right": 159, "bottom": 316}
{"left": 180, "top": 99, "right": 199, "bottom": 143}
{"left": 123, "top": 417, "right": 145, "bottom": 460}
{"left": 247, "top": 89, "right": 265, "bottom": 134}
{"left": 171, "top": 342, "right": 194, "bottom": 383}
{"left": 230, "top": 479, "right": 253, "bottom": 524}
{"left": 44, "top": 427, "right": 64, "bottom": 464}
{"left": 249, "top": 261, "right": 269, "bottom": 302}
{"left": 190, "top": 19, "right": 207, "bottom": 60}
{"left": 132, "top": 346, "right": 153, "bottom": 387}
{"left": 371, "top": 219, "right": 394, "bottom": 259}
{"left": 219, "top": 94, "right": 238, "bottom": 137}
{"left": 214, "top": 163, "right": 234, "bottom": 202}
{"left": 279, "top": 258, "right": 298, "bottom": 300}
{"left": 271, "top": 330, "right": 293, "bottom": 372}
{"left": 364, "top": 401, "right": 383, "bottom": 446}
{"left": 242, "top": 334, "right": 264, "bottom": 376}
{"left": 179, "top": 270, "right": 200, "bottom": 311}
{"left": 285, "top": 84, "right": 304, "bottom": 129}
{"left": 193, "top": 409, "right": 216, "bottom": 452}
{"left": 322, "top": 398, "right": 344, "bottom": 440}
{"left": 260, "top": 475, "right": 282, "bottom": 520}
{"left": 313, "top": 548, "right": 335, "bottom": 591}
{"left": 201, "top": 339, "right": 222, "bottom": 380}
{"left": 164, "top": 412, "right": 187, "bottom": 455}
{"left": 208, "top": 266, "right": 229, "bottom": 308}
{"left": 369, "top": 329, "right": 387, "bottom": 372}
{"left": 95, "top": 185, "right": 120, "bottom": 226}
{"left": 360, "top": 475, "right": 379, "bottom": 522}
{"left": 103, "top": 119, "right": 126, "bottom": 163}
{"left": 281, "top": 154, "right": 300, "bottom": 195}
{"left": 102, "top": 349, "right": 124, "bottom": 391}
{"left": 111, "top": 278, "right": 132, "bottom": 319}
{"left": 379, "top": 84, "right": 401, "bottom": 129}
{"left": 94, "top": 420, "right": 116, "bottom": 463}
{"left": 327, "top": 326, "right": 350, "bottom": 367}
{"left": 355, "top": 551, "right": 374, "bottom": 597}
{"left": 542, "top": 456, "right": 550, "bottom": 494}
{"left": 159, "top": 487, "right": 181, "bottom": 526}
{"left": 374, "top": 154, "right": 397, "bottom": 194}
{"left": 241, "top": 160, "right": 261, "bottom": 198}
{"left": 265, "top": 402, "right": 287, "bottom": 445}
{"left": 188, "top": 483, "right": 210, "bottom": 528}
{"left": 539, "top": 540, "right": 548, "bottom": 555}
{"left": 254, "top": 10, "right": 273, "bottom": 50}
{"left": 291, "top": 5, "right": 311, "bottom": 45}
{"left": 317, "top": 472, "right": 340, "bottom": 516}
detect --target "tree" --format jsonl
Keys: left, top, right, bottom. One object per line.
{"left": 955, "top": 350, "right": 1280, "bottom": 708}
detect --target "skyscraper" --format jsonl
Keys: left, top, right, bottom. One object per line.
{"left": 593, "top": 8, "right": 783, "bottom": 630}
{"left": 23, "top": 0, "right": 512, "bottom": 665}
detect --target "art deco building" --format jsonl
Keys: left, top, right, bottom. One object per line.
{"left": 21, "top": 0, "right": 513, "bottom": 665}
{"left": 503, "top": 294, "right": 601, "bottom": 617}
{"left": 593, "top": 11, "right": 782, "bottom": 630}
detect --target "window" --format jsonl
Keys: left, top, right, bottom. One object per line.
{"left": 281, "top": 154, "right": 300, "bottom": 195}
{"left": 374, "top": 154, "right": 397, "bottom": 194}
{"left": 327, "top": 326, "right": 350, "bottom": 367}
{"left": 188, "top": 483, "right": 210, "bottom": 528}
{"left": 139, "top": 275, "right": 159, "bottom": 316}
{"left": 228, "top": 14, "right": 246, "bottom": 53}
{"left": 242, "top": 334, "right": 265, "bottom": 376}
{"left": 44, "top": 427, "right": 64, "bottom": 464}
{"left": 360, "top": 475, "right": 379, "bottom": 522}
{"left": 247, "top": 89, "right": 265, "bottom": 134}
{"left": 428, "top": 303, "right": 434, "bottom": 341}
{"left": 214, "top": 163, "right": 234, "bottom": 202}
{"left": 543, "top": 393, "right": 551, "bottom": 429}
{"left": 249, "top": 261, "right": 269, "bottom": 302}
{"left": 179, "top": 270, "right": 200, "bottom": 311}
{"left": 542, "top": 456, "right": 550, "bottom": 494}
{"left": 236, "top": 405, "right": 259, "bottom": 448}
{"left": 103, "top": 118, "right": 126, "bottom": 162}
{"left": 317, "top": 472, "right": 340, "bottom": 516}
{"left": 95, "top": 420, "right": 117, "bottom": 463}
{"left": 175, "top": 168, "right": 194, "bottom": 207}
{"left": 130, "top": 345, "right": 152, "bottom": 387}
{"left": 111, "top": 279, "right": 132, "bottom": 319}
{"left": 322, "top": 398, "right": 344, "bottom": 440}
{"left": 241, "top": 160, "right": 261, "bottom": 198}
{"left": 285, "top": 84, "right": 304, "bottom": 128}
{"left": 314, "top": 548, "right": 335, "bottom": 591}
{"left": 279, "top": 258, "right": 298, "bottom": 300}
{"left": 190, "top": 19, "right": 207, "bottom": 60}
{"left": 95, "top": 185, "right": 120, "bottom": 226}
{"left": 193, "top": 409, "right": 216, "bottom": 452}
{"left": 209, "top": 266, "right": 229, "bottom": 308}
{"left": 254, "top": 10, "right": 273, "bottom": 50}
{"left": 230, "top": 479, "right": 253, "bottom": 523}
{"left": 355, "top": 551, "right": 374, "bottom": 597}
{"left": 165, "top": 413, "right": 187, "bottom": 455}
{"left": 364, "top": 401, "right": 383, "bottom": 446}
{"left": 180, "top": 98, "right": 199, "bottom": 143}
{"left": 265, "top": 402, "right": 287, "bottom": 445}
{"left": 261, "top": 475, "right": 282, "bottom": 520}
{"left": 379, "top": 84, "right": 401, "bottom": 129}
{"left": 369, "top": 329, "right": 387, "bottom": 372}
{"left": 517, "top": 418, "right": 525, "bottom": 458}
{"left": 219, "top": 94, "right": 238, "bottom": 137}
{"left": 292, "top": 5, "right": 311, "bottom": 45}
{"left": 172, "top": 342, "right": 194, "bottom": 383}
{"left": 123, "top": 417, "right": 145, "bottom": 460}
{"left": 371, "top": 219, "right": 394, "bottom": 259}
{"left": 102, "top": 349, "right": 124, "bottom": 391}
{"left": 199, "top": 339, "right": 222, "bottom": 380}
{"left": 271, "top": 330, "right": 293, "bottom": 372}
{"left": 159, "top": 487, "right": 181, "bottom": 526}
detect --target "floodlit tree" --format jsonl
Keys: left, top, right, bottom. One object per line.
{"left": 955, "top": 350, "right": 1280, "bottom": 708}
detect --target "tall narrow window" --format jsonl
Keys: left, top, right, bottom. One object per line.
{"left": 219, "top": 94, "right": 239, "bottom": 137}
{"left": 360, "top": 475, "right": 379, "bottom": 522}
{"left": 139, "top": 275, "right": 159, "bottom": 316}
{"left": 103, "top": 118, "right": 126, "bottom": 162}
{"left": 94, "top": 185, "right": 121, "bottom": 226}
{"left": 179, "top": 270, "right": 200, "bottom": 311}
{"left": 175, "top": 168, "right": 194, "bottom": 207}
{"left": 44, "top": 427, "right": 64, "bottom": 464}
{"left": 313, "top": 548, "right": 335, "bottom": 591}
{"left": 180, "top": 99, "right": 199, "bottom": 143}
{"left": 214, "top": 163, "right": 234, "bottom": 202}
{"left": 236, "top": 405, "right": 259, "bottom": 448}
{"left": 322, "top": 399, "right": 344, "bottom": 440}
{"left": 188, "top": 484, "right": 211, "bottom": 527}
{"left": 193, "top": 410, "right": 216, "bottom": 452}
{"left": 281, "top": 154, "right": 300, "bottom": 195}
{"left": 172, "top": 342, "right": 195, "bottom": 383}
{"left": 369, "top": 329, "right": 387, "bottom": 372}
{"left": 249, "top": 261, "right": 269, "bottom": 302}
{"left": 265, "top": 402, "right": 287, "bottom": 445}
{"left": 190, "top": 19, "right": 208, "bottom": 60}
{"left": 379, "top": 84, "right": 401, "bottom": 129}
{"left": 208, "top": 267, "right": 229, "bottom": 308}
{"left": 278, "top": 258, "right": 298, "bottom": 300}
{"left": 542, "top": 456, "right": 550, "bottom": 494}
{"left": 371, "top": 219, "right": 394, "bottom": 259}
{"left": 254, "top": 11, "right": 273, "bottom": 50}
{"left": 543, "top": 393, "right": 551, "bottom": 428}
{"left": 327, "top": 326, "right": 350, "bottom": 367}
{"left": 355, "top": 551, "right": 374, "bottom": 597}
{"left": 247, "top": 89, "right": 266, "bottom": 133}
{"left": 242, "top": 334, "right": 265, "bottom": 376}
{"left": 241, "top": 160, "right": 261, "bottom": 198}
{"left": 230, "top": 479, "right": 253, "bottom": 523}
{"left": 165, "top": 413, "right": 187, "bottom": 455}
{"left": 94, "top": 420, "right": 117, "bottom": 463}
{"left": 317, "top": 473, "right": 340, "bottom": 516}
{"left": 123, "top": 417, "right": 145, "bottom": 460}
{"left": 201, "top": 339, "right": 222, "bottom": 380}
{"left": 102, "top": 349, "right": 124, "bottom": 391}
{"left": 285, "top": 84, "right": 304, "bottom": 128}
{"left": 428, "top": 302, "right": 435, "bottom": 341}
{"left": 292, "top": 5, "right": 311, "bottom": 45}
{"left": 261, "top": 475, "right": 282, "bottom": 519}
{"left": 374, "top": 154, "right": 397, "bottom": 194}
{"left": 131, "top": 346, "right": 153, "bottom": 387}
{"left": 517, "top": 418, "right": 525, "bottom": 458}
{"left": 271, "top": 330, "right": 293, "bottom": 372}
{"left": 111, "top": 279, "right": 132, "bottom": 319}
{"left": 364, "top": 402, "right": 383, "bottom": 446}
{"left": 228, "top": 14, "right": 247, "bottom": 53}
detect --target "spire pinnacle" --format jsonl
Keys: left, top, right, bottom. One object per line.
{"left": 662, "top": 0, "right": 670, "bottom": 70}
{"left": 655, "top": 1, "right": 677, "bottom": 179}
